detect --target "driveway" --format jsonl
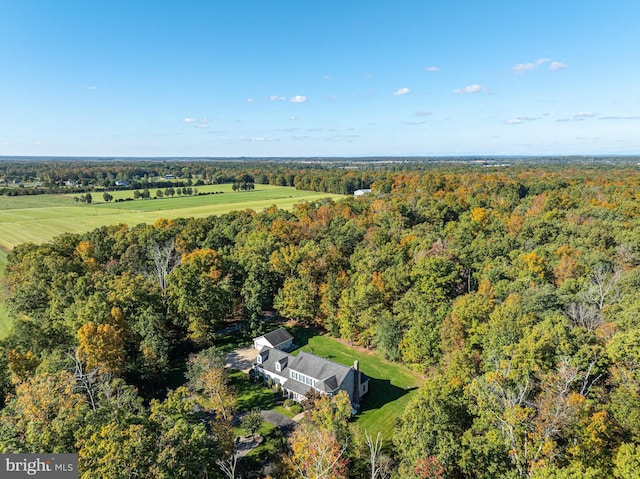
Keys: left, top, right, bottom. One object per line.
{"left": 260, "top": 410, "right": 297, "bottom": 433}
{"left": 224, "top": 347, "right": 256, "bottom": 372}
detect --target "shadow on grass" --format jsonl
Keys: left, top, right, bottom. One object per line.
{"left": 286, "top": 325, "right": 322, "bottom": 349}
{"left": 359, "top": 377, "right": 417, "bottom": 413}
{"left": 230, "top": 370, "right": 276, "bottom": 413}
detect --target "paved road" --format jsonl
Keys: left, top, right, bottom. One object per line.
{"left": 260, "top": 410, "right": 297, "bottom": 428}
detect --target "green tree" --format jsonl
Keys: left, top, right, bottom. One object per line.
{"left": 167, "top": 249, "right": 233, "bottom": 345}
{"left": 186, "top": 347, "right": 235, "bottom": 422}
{"left": 394, "top": 374, "right": 470, "bottom": 478}
{"left": 241, "top": 409, "right": 264, "bottom": 437}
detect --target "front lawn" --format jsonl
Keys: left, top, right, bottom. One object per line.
{"left": 294, "top": 334, "right": 422, "bottom": 441}
{"left": 230, "top": 370, "right": 277, "bottom": 413}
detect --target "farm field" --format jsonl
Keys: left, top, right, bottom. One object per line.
{"left": 0, "top": 185, "right": 342, "bottom": 250}
{"left": 293, "top": 334, "right": 422, "bottom": 441}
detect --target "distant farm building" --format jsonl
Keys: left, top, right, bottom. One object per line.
{"left": 354, "top": 189, "right": 372, "bottom": 196}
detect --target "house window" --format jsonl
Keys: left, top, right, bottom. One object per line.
{"left": 275, "top": 362, "right": 281, "bottom": 372}
{"left": 256, "top": 355, "right": 262, "bottom": 364}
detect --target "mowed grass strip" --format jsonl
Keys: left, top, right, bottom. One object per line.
{"left": 294, "top": 335, "right": 422, "bottom": 441}
{"left": 0, "top": 185, "right": 342, "bottom": 250}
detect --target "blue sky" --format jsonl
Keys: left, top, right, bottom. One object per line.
{"left": 1, "top": 1, "right": 640, "bottom": 157}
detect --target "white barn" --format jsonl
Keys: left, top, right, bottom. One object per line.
{"left": 253, "top": 328, "right": 294, "bottom": 351}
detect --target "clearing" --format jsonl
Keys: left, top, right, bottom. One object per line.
{"left": 0, "top": 184, "right": 342, "bottom": 250}
{"left": 293, "top": 333, "right": 422, "bottom": 441}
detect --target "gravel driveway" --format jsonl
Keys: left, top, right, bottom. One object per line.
{"left": 224, "top": 347, "right": 256, "bottom": 372}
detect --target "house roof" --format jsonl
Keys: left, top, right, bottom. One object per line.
{"left": 258, "top": 347, "right": 292, "bottom": 375}
{"left": 282, "top": 378, "right": 311, "bottom": 397}
{"left": 288, "top": 351, "right": 351, "bottom": 389}
{"left": 256, "top": 347, "right": 368, "bottom": 399}
{"left": 259, "top": 328, "right": 294, "bottom": 347}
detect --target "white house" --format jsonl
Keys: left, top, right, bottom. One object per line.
{"left": 253, "top": 328, "right": 294, "bottom": 351}
{"left": 353, "top": 189, "right": 372, "bottom": 196}
{"left": 253, "top": 331, "right": 369, "bottom": 404}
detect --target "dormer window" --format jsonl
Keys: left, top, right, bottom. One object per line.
{"left": 257, "top": 355, "right": 263, "bottom": 364}
{"left": 275, "top": 362, "right": 281, "bottom": 372}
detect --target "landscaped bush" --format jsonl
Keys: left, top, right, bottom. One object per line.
{"left": 283, "top": 399, "right": 295, "bottom": 408}
{"left": 289, "top": 404, "right": 303, "bottom": 415}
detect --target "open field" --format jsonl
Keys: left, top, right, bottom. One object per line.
{"left": 293, "top": 333, "right": 422, "bottom": 441}
{"left": 0, "top": 185, "right": 342, "bottom": 250}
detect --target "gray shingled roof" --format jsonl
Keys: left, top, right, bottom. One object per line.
{"left": 282, "top": 379, "right": 311, "bottom": 396}
{"left": 255, "top": 348, "right": 368, "bottom": 399}
{"left": 288, "top": 351, "right": 351, "bottom": 389}
{"left": 261, "top": 328, "right": 294, "bottom": 347}
{"left": 258, "top": 347, "right": 292, "bottom": 375}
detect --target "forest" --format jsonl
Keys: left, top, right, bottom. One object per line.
{"left": 2, "top": 161, "right": 640, "bottom": 478}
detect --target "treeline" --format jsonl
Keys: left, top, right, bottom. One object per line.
{"left": 3, "top": 166, "right": 640, "bottom": 476}
{"left": 0, "top": 159, "right": 375, "bottom": 195}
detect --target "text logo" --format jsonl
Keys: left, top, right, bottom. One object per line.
{"left": 1, "top": 454, "right": 77, "bottom": 478}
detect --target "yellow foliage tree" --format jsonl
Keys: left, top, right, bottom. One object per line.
{"left": 77, "top": 322, "right": 126, "bottom": 374}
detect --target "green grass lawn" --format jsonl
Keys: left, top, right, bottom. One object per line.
{"left": 0, "top": 185, "right": 342, "bottom": 250}
{"left": 294, "top": 334, "right": 422, "bottom": 441}
{"left": 0, "top": 249, "right": 12, "bottom": 339}
{"left": 230, "top": 370, "right": 277, "bottom": 413}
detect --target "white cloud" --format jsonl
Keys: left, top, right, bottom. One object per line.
{"left": 513, "top": 62, "right": 537, "bottom": 73}
{"left": 414, "top": 111, "right": 432, "bottom": 117}
{"left": 252, "top": 137, "right": 266, "bottom": 141}
{"left": 513, "top": 58, "right": 552, "bottom": 73}
{"left": 403, "top": 121, "right": 427, "bottom": 125}
{"left": 246, "top": 98, "right": 256, "bottom": 103}
{"left": 322, "top": 75, "right": 331, "bottom": 80}
{"left": 195, "top": 124, "right": 209, "bottom": 129}
{"left": 82, "top": 85, "right": 98, "bottom": 90}
{"left": 453, "top": 84, "right": 487, "bottom": 94}
{"left": 505, "top": 118, "right": 524, "bottom": 124}
{"left": 574, "top": 112, "right": 595, "bottom": 118}
{"left": 424, "top": 66, "right": 440, "bottom": 72}
{"left": 513, "top": 58, "right": 567, "bottom": 74}
{"left": 269, "top": 95, "right": 286, "bottom": 101}
{"left": 290, "top": 116, "right": 298, "bottom": 121}
{"left": 549, "top": 61, "right": 568, "bottom": 71}
{"left": 392, "top": 87, "right": 411, "bottom": 96}
{"left": 183, "top": 118, "right": 197, "bottom": 123}
{"left": 290, "top": 95, "right": 307, "bottom": 103}
{"left": 598, "top": 115, "right": 640, "bottom": 120}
